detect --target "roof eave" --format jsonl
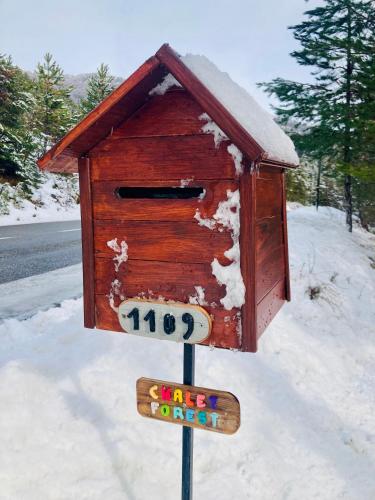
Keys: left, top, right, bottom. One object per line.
{"left": 38, "top": 55, "right": 164, "bottom": 172}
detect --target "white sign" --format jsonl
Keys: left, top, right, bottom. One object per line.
{"left": 118, "top": 299, "right": 212, "bottom": 344}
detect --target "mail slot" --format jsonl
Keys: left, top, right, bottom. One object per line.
{"left": 38, "top": 44, "right": 298, "bottom": 352}
{"left": 115, "top": 187, "right": 204, "bottom": 199}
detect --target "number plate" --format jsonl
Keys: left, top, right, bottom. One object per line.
{"left": 118, "top": 299, "right": 212, "bottom": 344}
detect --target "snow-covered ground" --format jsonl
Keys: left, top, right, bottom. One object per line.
{"left": 0, "top": 206, "right": 374, "bottom": 500}
{"left": 0, "top": 175, "right": 80, "bottom": 226}
{"left": 0, "top": 264, "right": 82, "bottom": 322}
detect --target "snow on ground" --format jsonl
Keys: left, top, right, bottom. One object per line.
{"left": 0, "top": 206, "right": 375, "bottom": 500}
{"left": 0, "top": 174, "right": 80, "bottom": 226}
{"left": 0, "top": 264, "right": 82, "bottom": 322}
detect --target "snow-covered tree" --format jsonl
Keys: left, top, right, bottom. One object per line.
{"left": 0, "top": 55, "right": 33, "bottom": 177}
{"left": 80, "top": 63, "right": 115, "bottom": 117}
{"left": 33, "top": 53, "right": 75, "bottom": 155}
{"left": 260, "top": 0, "right": 375, "bottom": 231}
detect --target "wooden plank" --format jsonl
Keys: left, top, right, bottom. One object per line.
{"left": 281, "top": 171, "right": 291, "bottom": 301}
{"left": 136, "top": 377, "right": 240, "bottom": 434}
{"left": 112, "top": 90, "right": 205, "bottom": 138}
{"left": 256, "top": 173, "right": 283, "bottom": 220}
{"left": 256, "top": 246, "right": 285, "bottom": 303}
{"left": 156, "top": 44, "right": 264, "bottom": 163}
{"left": 89, "top": 135, "right": 235, "bottom": 181}
{"left": 256, "top": 164, "right": 279, "bottom": 179}
{"left": 94, "top": 220, "right": 233, "bottom": 264}
{"left": 95, "top": 258, "right": 225, "bottom": 305}
{"left": 39, "top": 56, "right": 165, "bottom": 172}
{"left": 95, "top": 295, "right": 241, "bottom": 350}
{"left": 256, "top": 216, "right": 284, "bottom": 257}
{"left": 78, "top": 157, "right": 95, "bottom": 328}
{"left": 92, "top": 179, "right": 238, "bottom": 221}
{"left": 256, "top": 279, "right": 285, "bottom": 340}
{"left": 239, "top": 166, "right": 257, "bottom": 352}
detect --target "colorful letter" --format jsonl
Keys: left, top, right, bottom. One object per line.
{"left": 150, "top": 401, "right": 159, "bottom": 415}
{"left": 198, "top": 411, "right": 207, "bottom": 425}
{"left": 161, "top": 386, "right": 171, "bottom": 401}
{"left": 208, "top": 395, "right": 218, "bottom": 409}
{"left": 210, "top": 412, "right": 219, "bottom": 428}
{"left": 186, "top": 409, "right": 195, "bottom": 422}
{"left": 173, "top": 407, "right": 184, "bottom": 420}
{"left": 196, "top": 394, "right": 206, "bottom": 408}
{"left": 160, "top": 404, "right": 170, "bottom": 417}
{"left": 185, "top": 391, "right": 194, "bottom": 407}
{"left": 173, "top": 389, "right": 183, "bottom": 403}
{"left": 149, "top": 384, "right": 158, "bottom": 400}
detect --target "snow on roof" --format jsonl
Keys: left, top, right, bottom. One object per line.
{"left": 182, "top": 54, "right": 299, "bottom": 166}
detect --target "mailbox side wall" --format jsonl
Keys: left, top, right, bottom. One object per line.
{"left": 89, "top": 89, "right": 242, "bottom": 350}
{"left": 255, "top": 165, "right": 289, "bottom": 340}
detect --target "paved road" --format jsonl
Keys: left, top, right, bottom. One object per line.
{"left": 0, "top": 220, "right": 82, "bottom": 284}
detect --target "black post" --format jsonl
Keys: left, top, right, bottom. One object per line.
{"left": 182, "top": 343, "right": 195, "bottom": 500}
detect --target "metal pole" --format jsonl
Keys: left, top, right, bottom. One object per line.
{"left": 182, "top": 343, "right": 195, "bottom": 500}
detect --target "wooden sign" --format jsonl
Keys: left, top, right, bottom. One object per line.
{"left": 118, "top": 299, "right": 212, "bottom": 344}
{"left": 136, "top": 377, "right": 240, "bottom": 434}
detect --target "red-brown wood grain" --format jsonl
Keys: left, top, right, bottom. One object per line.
{"left": 89, "top": 135, "right": 235, "bottom": 181}
{"left": 256, "top": 246, "right": 285, "bottom": 303}
{"left": 256, "top": 170, "right": 283, "bottom": 220}
{"left": 256, "top": 279, "right": 285, "bottom": 339}
{"left": 256, "top": 216, "right": 284, "bottom": 257}
{"left": 239, "top": 166, "right": 257, "bottom": 352}
{"left": 281, "top": 170, "right": 291, "bottom": 301}
{"left": 95, "top": 258, "right": 225, "bottom": 305}
{"left": 91, "top": 179, "right": 237, "bottom": 221}
{"left": 255, "top": 214, "right": 285, "bottom": 302}
{"left": 112, "top": 89, "right": 205, "bottom": 138}
{"left": 94, "top": 220, "right": 233, "bottom": 264}
{"left": 78, "top": 157, "right": 95, "bottom": 328}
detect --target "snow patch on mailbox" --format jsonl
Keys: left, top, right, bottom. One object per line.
{"left": 106, "top": 238, "right": 128, "bottom": 312}
{"left": 149, "top": 73, "right": 182, "bottom": 96}
{"left": 199, "top": 113, "right": 228, "bottom": 147}
{"left": 195, "top": 189, "right": 245, "bottom": 310}
{"left": 107, "top": 238, "right": 128, "bottom": 272}
{"left": 198, "top": 113, "right": 243, "bottom": 176}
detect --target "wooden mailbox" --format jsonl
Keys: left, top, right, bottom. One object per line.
{"left": 38, "top": 44, "right": 299, "bottom": 352}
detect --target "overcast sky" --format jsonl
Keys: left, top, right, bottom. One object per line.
{"left": 0, "top": 0, "right": 323, "bottom": 110}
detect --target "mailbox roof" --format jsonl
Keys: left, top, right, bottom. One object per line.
{"left": 38, "top": 44, "right": 299, "bottom": 173}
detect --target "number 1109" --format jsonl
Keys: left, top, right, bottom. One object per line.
{"left": 124, "top": 307, "right": 195, "bottom": 340}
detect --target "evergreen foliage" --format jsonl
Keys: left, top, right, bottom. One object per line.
{"left": 79, "top": 63, "right": 114, "bottom": 117}
{"left": 0, "top": 54, "right": 35, "bottom": 180}
{"left": 33, "top": 53, "right": 76, "bottom": 155}
{"left": 0, "top": 52, "right": 80, "bottom": 211}
{"left": 259, "top": 0, "right": 375, "bottom": 231}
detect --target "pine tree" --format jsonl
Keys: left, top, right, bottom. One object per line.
{"left": 0, "top": 54, "right": 34, "bottom": 178}
{"left": 80, "top": 63, "right": 115, "bottom": 117}
{"left": 33, "top": 53, "right": 75, "bottom": 155}
{"left": 259, "top": 0, "right": 375, "bottom": 231}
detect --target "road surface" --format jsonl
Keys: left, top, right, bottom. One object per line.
{"left": 0, "top": 220, "right": 82, "bottom": 284}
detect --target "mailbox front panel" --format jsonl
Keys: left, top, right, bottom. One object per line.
{"left": 89, "top": 89, "right": 243, "bottom": 349}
